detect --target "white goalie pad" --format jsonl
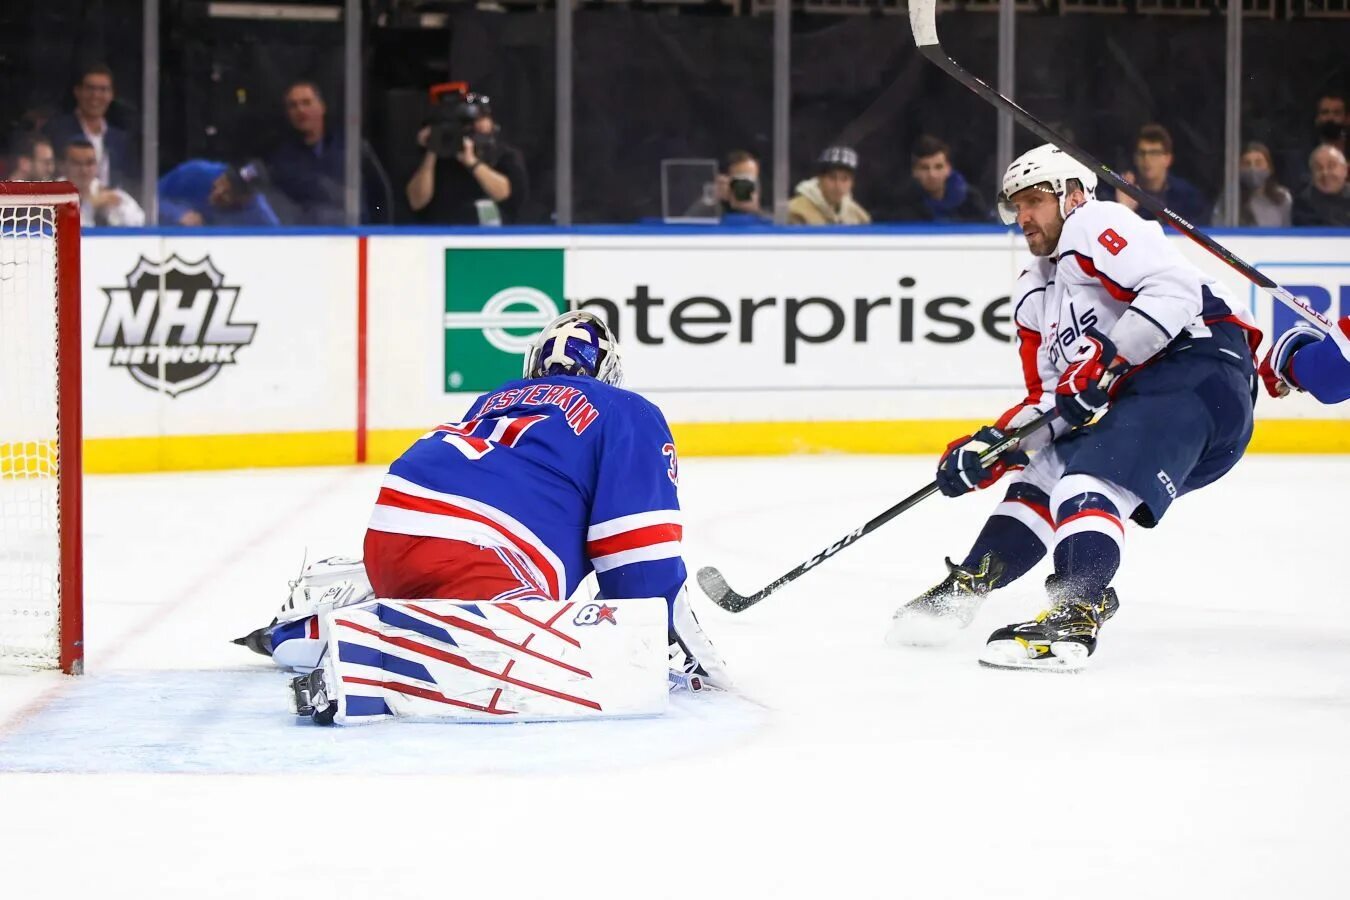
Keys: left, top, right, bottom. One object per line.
{"left": 320, "top": 597, "right": 668, "bottom": 724}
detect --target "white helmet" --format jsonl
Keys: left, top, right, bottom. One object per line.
{"left": 997, "top": 144, "right": 1098, "bottom": 224}
{"left": 523, "top": 309, "right": 624, "bottom": 387}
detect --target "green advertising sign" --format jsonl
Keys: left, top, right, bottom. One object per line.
{"left": 443, "top": 248, "right": 564, "bottom": 392}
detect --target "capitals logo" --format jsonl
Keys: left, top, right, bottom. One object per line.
{"left": 95, "top": 255, "right": 257, "bottom": 396}
{"left": 573, "top": 603, "right": 617, "bottom": 626}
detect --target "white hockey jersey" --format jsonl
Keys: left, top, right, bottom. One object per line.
{"left": 996, "top": 200, "right": 1260, "bottom": 442}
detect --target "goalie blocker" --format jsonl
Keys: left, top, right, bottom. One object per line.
{"left": 291, "top": 596, "right": 669, "bottom": 725}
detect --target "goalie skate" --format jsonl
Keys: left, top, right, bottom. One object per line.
{"left": 886, "top": 553, "right": 1004, "bottom": 648}
{"left": 979, "top": 581, "right": 1120, "bottom": 673}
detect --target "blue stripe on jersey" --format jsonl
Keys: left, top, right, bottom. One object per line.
{"left": 456, "top": 603, "right": 487, "bottom": 619}
{"left": 345, "top": 695, "right": 392, "bottom": 717}
{"left": 271, "top": 618, "right": 310, "bottom": 646}
{"left": 375, "top": 603, "right": 457, "bottom": 646}
{"left": 1200, "top": 284, "right": 1228, "bottom": 320}
{"left": 337, "top": 641, "right": 435, "bottom": 682}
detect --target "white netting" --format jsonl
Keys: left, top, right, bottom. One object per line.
{"left": 0, "top": 201, "right": 62, "bottom": 668}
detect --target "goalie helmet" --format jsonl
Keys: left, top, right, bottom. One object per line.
{"left": 997, "top": 144, "right": 1098, "bottom": 224}
{"left": 523, "top": 310, "right": 624, "bottom": 387}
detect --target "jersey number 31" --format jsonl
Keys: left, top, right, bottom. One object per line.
{"left": 422, "top": 415, "right": 547, "bottom": 460}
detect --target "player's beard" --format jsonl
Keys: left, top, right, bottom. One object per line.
{"left": 1022, "top": 216, "right": 1063, "bottom": 257}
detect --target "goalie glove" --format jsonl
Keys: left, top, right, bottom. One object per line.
{"left": 935, "top": 425, "right": 1029, "bottom": 498}
{"left": 1055, "top": 326, "right": 1127, "bottom": 428}
{"left": 1259, "top": 323, "right": 1322, "bottom": 398}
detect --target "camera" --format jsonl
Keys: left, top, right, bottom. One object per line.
{"left": 426, "top": 83, "right": 497, "bottom": 160}
{"left": 729, "top": 175, "right": 757, "bottom": 203}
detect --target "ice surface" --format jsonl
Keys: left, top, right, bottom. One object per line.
{"left": 2, "top": 456, "right": 1348, "bottom": 899}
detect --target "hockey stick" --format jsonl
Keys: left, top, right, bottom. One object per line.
{"left": 697, "top": 411, "right": 1056, "bottom": 613}
{"left": 908, "top": 0, "right": 1333, "bottom": 335}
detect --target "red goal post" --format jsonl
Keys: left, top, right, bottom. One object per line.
{"left": 0, "top": 181, "right": 83, "bottom": 674}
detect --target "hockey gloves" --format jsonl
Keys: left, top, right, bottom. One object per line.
{"left": 1259, "top": 323, "right": 1321, "bottom": 398}
{"left": 1055, "top": 326, "right": 1125, "bottom": 428}
{"left": 936, "top": 426, "right": 1029, "bottom": 498}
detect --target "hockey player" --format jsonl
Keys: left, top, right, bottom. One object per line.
{"left": 887, "top": 145, "right": 1261, "bottom": 670}
{"left": 237, "top": 309, "right": 727, "bottom": 689}
{"left": 1258, "top": 315, "right": 1350, "bottom": 404}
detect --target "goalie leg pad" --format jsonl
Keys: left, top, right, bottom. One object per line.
{"left": 318, "top": 597, "right": 669, "bottom": 724}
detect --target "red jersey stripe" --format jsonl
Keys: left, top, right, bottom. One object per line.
{"left": 587, "top": 523, "right": 683, "bottom": 559}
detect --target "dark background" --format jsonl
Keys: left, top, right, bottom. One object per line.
{"left": 1, "top": 1, "right": 1345, "bottom": 223}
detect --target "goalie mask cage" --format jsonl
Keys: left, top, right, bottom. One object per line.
{"left": 0, "top": 182, "right": 83, "bottom": 674}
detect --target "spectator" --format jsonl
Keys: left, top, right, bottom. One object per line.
{"left": 264, "top": 81, "right": 389, "bottom": 224}
{"left": 406, "top": 88, "right": 528, "bottom": 225}
{"left": 158, "top": 160, "right": 281, "bottom": 227}
{"left": 1292, "top": 144, "right": 1350, "bottom": 227}
{"left": 9, "top": 133, "right": 56, "bottom": 182}
{"left": 1313, "top": 93, "right": 1347, "bottom": 154}
{"left": 892, "top": 135, "right": 991, "bottom": 223}
{"left": 1281, "top": 93, "right": 1346, "bottom": 192}
{"left": 44, "top": 63, "right": 135, "bottom": 195}
{"left": 61, "top": 139, "right": 144, "bottom": 227}
{"left": 714, "top": 150, "right": 770, "bottom": 225}
{"left": 1213, "top": 141, "right": 1292, "bottom": 227}
{"left": 1113, "top": 123, "right": 1210, "bottom": 226}
{"left": 787, "top": 146, "right": 871, "bottom": 226}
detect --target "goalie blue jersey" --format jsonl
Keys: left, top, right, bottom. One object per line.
{"left": 1290, "top": 316, "right": 1350, "bottom": 405}
{"left": 369, "top": 375, "right": 685, "bottom": 608}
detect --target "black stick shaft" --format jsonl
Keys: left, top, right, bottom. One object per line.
{"left": 699, "top": 412, "right": 1054, "bottom": 612}
{"left": 914, "top": 43, "right": 1332, "bottom": 334}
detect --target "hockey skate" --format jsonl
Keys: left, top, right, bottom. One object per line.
{"left": 885, "top": 553, "right": 1005, "bottom": 648}
{"left": 978, "top": 576, "right": 1120, "bottom": 672}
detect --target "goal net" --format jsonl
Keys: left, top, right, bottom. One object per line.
{"left": 0, "top": 183, "right": 83, "bottom": 674}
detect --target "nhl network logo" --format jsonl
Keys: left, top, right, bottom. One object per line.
{"left": 95, "top": 255, "right": 257, "bottom": 396}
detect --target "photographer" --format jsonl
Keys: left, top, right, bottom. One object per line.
{"left": 715, "top": 150, "right": 770, "bottom": 225}
{"left": 405, "top": 86, "right": 528, "bottom": 225}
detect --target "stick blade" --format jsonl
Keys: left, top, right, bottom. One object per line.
{"left": 908, "top": 0, "right": 938, "bottom": 46}
{"left": 696, "top": 566, "right": 752, "bottom": 613}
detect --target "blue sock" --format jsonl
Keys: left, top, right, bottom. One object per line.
{"left": 1051, "top": 492, "right": 1123, "bottom": 597}
{"left": 960, "top": 484, "right": 1053, "bottom": 586}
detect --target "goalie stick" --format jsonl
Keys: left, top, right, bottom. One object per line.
{"left": 697, "top": 411, "right": 1056, "bottom": 613}
{"left": 908, "top": 0, "right": 1333, "bottom": 336}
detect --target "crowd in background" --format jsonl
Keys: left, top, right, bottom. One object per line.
{"left": 4, "top": 60, "right": 1348, "bottom": 230}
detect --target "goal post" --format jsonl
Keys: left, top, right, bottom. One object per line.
{"left": 0, "top": 181, "right": 83, "bottom": 674}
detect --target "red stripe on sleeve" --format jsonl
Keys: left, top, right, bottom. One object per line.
{"left": 1017, "top": 327, "right": 1044, "bottom": 402}
{"left": 587, "top": 523, "right": 683, "bottom": 558}
{"left": 1072, "top": 252, "right": 1138, "bottom": 303}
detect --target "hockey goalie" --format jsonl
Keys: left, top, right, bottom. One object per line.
{"left": 234, "top": 310, "right": 728, "bottom": 724}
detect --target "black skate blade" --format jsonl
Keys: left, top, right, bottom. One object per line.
{"left": 231, "top": 627, "right": 274, "bottom": 657}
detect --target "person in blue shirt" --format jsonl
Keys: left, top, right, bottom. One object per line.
{"left": 1108, "top": 123, "right": 1210, "bottom": 227}
{"left": 157, "top": 160, "right": 280, "bottom": 227}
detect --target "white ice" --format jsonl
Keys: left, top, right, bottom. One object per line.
{"left": 3, "top": 455, "right": 1348, "bottom": 899}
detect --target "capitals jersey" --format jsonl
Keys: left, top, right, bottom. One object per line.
{"left": 1289, "top": 316, "right": 1350, "bottom": 405}
{"left": 368, "top": 375, "right": 684, "bottom": 607}
{"left": 999, "top": 200, "right": 1261, "bottom": 439}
